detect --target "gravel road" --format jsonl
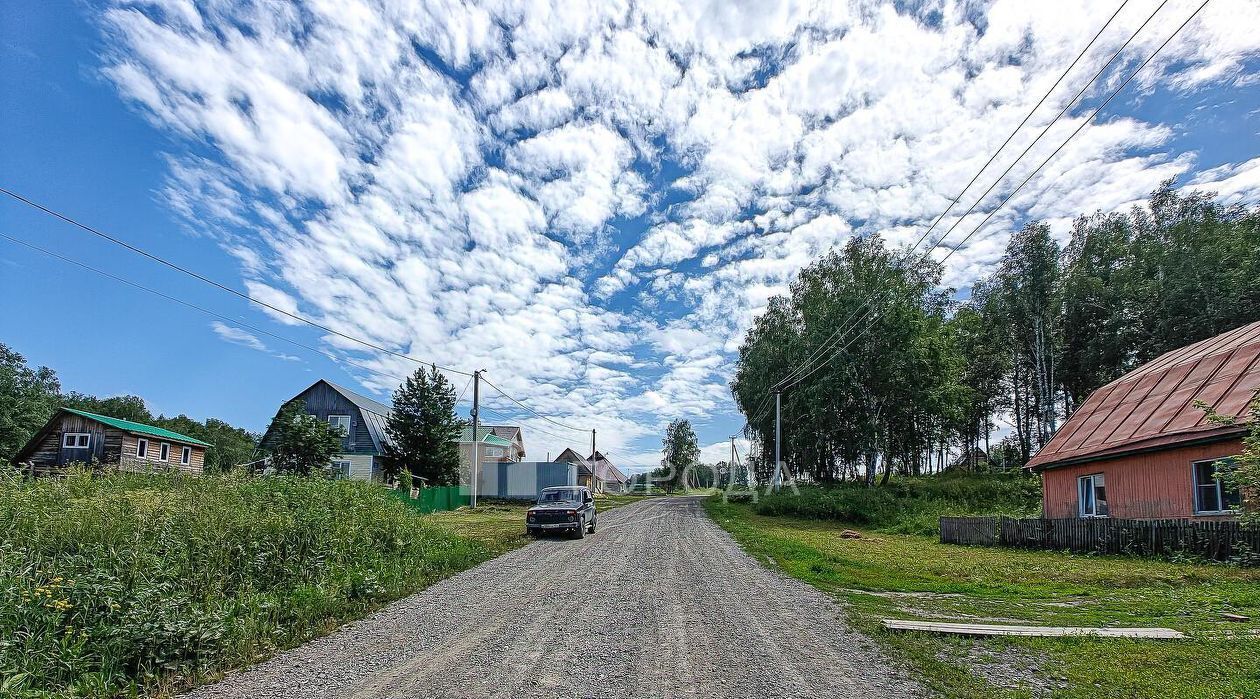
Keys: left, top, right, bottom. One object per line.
{"left": 186, "top": 497, "right": 925, "bottom": 699}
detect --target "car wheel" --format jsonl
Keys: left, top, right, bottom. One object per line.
{"left": 573, "top": 522, "right": 585, "bottom": 539}
{"left": 588, "top": 517, "right": 596, "bottom": 533}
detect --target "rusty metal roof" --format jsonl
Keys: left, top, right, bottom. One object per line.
{"left": 1027, "top": 320, "right": 1260, "bottom": 471}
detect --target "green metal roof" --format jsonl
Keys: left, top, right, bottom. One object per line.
{"left": 62, "top": 408, "right": 213, "bottom": 447}
{"left": 457, "top": 426, "right": 513, "bottom": 447}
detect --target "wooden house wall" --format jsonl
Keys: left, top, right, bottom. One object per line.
{"left": 1041, "top": 438, "right": 1245, "bottom": 519}
{"left": 119, "top": 434, "right": 206, "bottom": 475}
{"left": 295, "top": 382, "right": 377, "bottom": 454}
{"left": 21, "top": 413, "right": 125, "bottom": 467}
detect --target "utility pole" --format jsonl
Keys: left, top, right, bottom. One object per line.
{"left": 772, "top": 390, "right": 782, "bottom": 491}
{"left": 590, "top": 429, "right": 597, "bottom": 492}
{"left": 471, "top": 369, "right": 481, "bottom": 508}
{"left": 729, "top": 435, "right": 736, "bottom": 491}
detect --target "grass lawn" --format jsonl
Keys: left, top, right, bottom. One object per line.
{"left": 427, "top": 494, "right": 640, "bottom": 553}
{"left": 704, "top": 498, "right": 1260, "bottom": 699}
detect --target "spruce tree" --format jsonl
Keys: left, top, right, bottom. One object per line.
{"left": 385, "top": 365, "right": 463, "bottom": 486}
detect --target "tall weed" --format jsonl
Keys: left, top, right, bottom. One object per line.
{"left": 0, "top": 468, "right": 488, "bottom": 698}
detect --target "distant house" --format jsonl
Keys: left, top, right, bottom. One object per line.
{"left": 947, "top": 447, "right": 990, "bottom": 471}
{"left": 555, "top": 448, "right": 628, "bottom": 493}
{"left": 483, "top": 425, "right": 526, "bottom": 461}
{"left": 457, "top": 426, "right": 517, "bottom": 469}
{"left": 1028, "top": 321, "right": 1260, "bottom": 520}
{"left": 13, "top": 407, "right": 211, "bottom": 476}
{"left": 260, "top": 379, "right": 394, "bottom": 481}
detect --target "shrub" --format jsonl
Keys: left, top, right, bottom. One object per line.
{"left": 0, "top": 468, "right": 488, "bottom": 698}
{"left": 751, "top": 472, "right": 1042, "bottom": 535}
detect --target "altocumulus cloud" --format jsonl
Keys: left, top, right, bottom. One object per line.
{"left": 99, "top": 0, "right": 1260, "bottom": 467}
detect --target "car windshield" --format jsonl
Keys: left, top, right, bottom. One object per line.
{"left": 538, "top": 488, "right": 582, "bottom": 504}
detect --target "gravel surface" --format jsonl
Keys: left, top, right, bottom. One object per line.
{"left": 185, "top": 497, "right": 926, "bottom": 699}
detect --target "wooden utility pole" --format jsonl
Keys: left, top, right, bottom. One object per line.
{"left": 471, "top": 369, "right": 481, "bottom": 508}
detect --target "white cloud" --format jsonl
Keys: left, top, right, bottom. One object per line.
{"left": 99, "top": 0, "right": 1260, "bottom": 460}
{"left": 210, "top": 321, "right": 268, "bottom": 351}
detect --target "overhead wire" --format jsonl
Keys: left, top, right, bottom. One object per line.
{"left": 767, "top": 0, "right": 1145, "bottom": 392}
{"left": 480, "top": 377, "right": 590, "bottom": 432}
{"left": 0, "top": 187, "right": 475, "bottom": 379}
{"left": 1, "top": 231, "right": 590, "bottom": 440}
{"left": 774, "top": 0, "right": 1210, "bottom": 394}
{"left": 0, "top": 193, "right": 604, "bottom": 427}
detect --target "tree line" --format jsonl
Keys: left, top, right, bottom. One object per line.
{"left": 731, "top": 181, "right": 1260, "bottom": 484}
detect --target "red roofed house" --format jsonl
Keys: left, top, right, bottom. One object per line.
{"left": 1028, "top": 321, "right": 1259, "bottom": 520}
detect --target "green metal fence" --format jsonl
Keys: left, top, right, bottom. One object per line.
{"left": 389, "top": 485, "right": 468, "bottom": 513}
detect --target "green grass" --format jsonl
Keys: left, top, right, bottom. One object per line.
{"left": 750, "top": 472, "right": 1042, "bottom": 535}
{"left": 705, "top": 498, "right": 1260, "bottom": 699}
{"left": 0, "top": 469, "right": 529, "bottom": 698}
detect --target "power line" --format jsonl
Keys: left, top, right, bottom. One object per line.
{"left": 761, "top": 0, "right": 1184, "bottom": 395}
{"left": 768, "top": 0, "right": 1145, "bottom": 392}
{"left": 480, "top": 376, "right": 590, "bottom": 432}
{"left": 0, "top": 231, "right": 415, "bottom": 387}
{"left": 476, "top": 404, "right": 584, "bottom": 444}
{"left": 0, "top": 186, "right": 473, "bottom": 379}
{"left": 0, "top": 186, "right": 607, "bottom": 438}
{"left": 775, "top": 0, "right": 1210, "bottom": 394}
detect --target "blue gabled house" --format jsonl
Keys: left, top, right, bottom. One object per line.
{"left": 260, "top": 379, "right": 394, "bottom": 480}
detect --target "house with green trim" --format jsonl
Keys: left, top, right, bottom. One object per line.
{"left": 13, "top": 407, "right": 212, "bottom": 476}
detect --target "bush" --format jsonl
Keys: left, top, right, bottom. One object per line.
{"left": 751, "top": 472, "right": 1042, "bottom": 535}
{"left": 0, "top": 468, "right": 489, "bottom": 698}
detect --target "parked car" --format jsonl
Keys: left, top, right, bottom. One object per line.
{"left": 526, "top": 486, "right": 596, "bottom": 538}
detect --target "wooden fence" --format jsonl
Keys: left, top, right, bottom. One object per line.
{"left": 938, "top": 516, "right": 999, "bottom": 546}
{"left": 940, "top": 516, "right": 1260, "bottom": 563}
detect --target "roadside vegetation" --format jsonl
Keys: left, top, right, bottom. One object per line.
{"left": 706, "top": 498, "right": 1260, "bottom": 699}
{"left": 0, "top": 469, "right": 521, "bottom": 699}
{"left": 748, "top": 472, "right": 1041, "bottom": 535}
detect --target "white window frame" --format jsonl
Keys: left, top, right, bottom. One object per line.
{"left": 331, "top": 459, "right": 353, "bottom": 479}
{"left": 180, "top": 446, "right": 191, "bottom": 466}
{"left": 1193, "top": 458, "right": 1239, "bottom": 515}
{"left": 1078, "top": 473, "right": 1108, "bottom": 518}
{"left": 135, "top": 438, "right": 149, "bottom": 459}
{"left": 328, "top": 415, "right": 351, "bottom": 437}
{"left": 158, "top": 442, "right": 170, "bottom": 462}
{"left": 62, "top": 432, "right": 91, "bottom": 449}
{"left": 485, "top": 446, "right": 504, "bottom": 458}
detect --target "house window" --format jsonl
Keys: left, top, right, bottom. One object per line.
{"left": 328, "top": 415, "right": 351, "bottom": 437}
{"left": 1078, "top": 473, "right": 1108, "bottom": 518}
{"left": 1193, "top": 458, "right": 1240, "bottom": 514}
{"left": 136, "top": 438, "right": 149, "bottom": 459}
{"left": 62, "top": 433, "right": 91, "bottom": 449}
{"left": 484, "top": 446, "right": 504, "bottom": 458}
{"left": 159, "top": 442, "right": 170, "bottom": 462}
{"left": 331, "top": 459, "right": 353, "bottom": 479}
{"left": 180, "top": 446, "right": 191, "bottom": 466}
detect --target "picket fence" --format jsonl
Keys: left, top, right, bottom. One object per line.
{"left": 939, "top": 515, "right": 1260, "bottom": 563}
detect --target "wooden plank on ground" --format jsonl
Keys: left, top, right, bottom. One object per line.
{"left": 882, "top": 619, "right": 1185, "bottom": 639}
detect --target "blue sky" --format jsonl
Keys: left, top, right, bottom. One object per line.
{"left": 2, "top": 0, "right": 1258, "bottom": 470}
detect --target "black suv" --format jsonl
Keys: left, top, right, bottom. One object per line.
{"left": 526, "top": 486, "right": 596, "bottom": 538}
